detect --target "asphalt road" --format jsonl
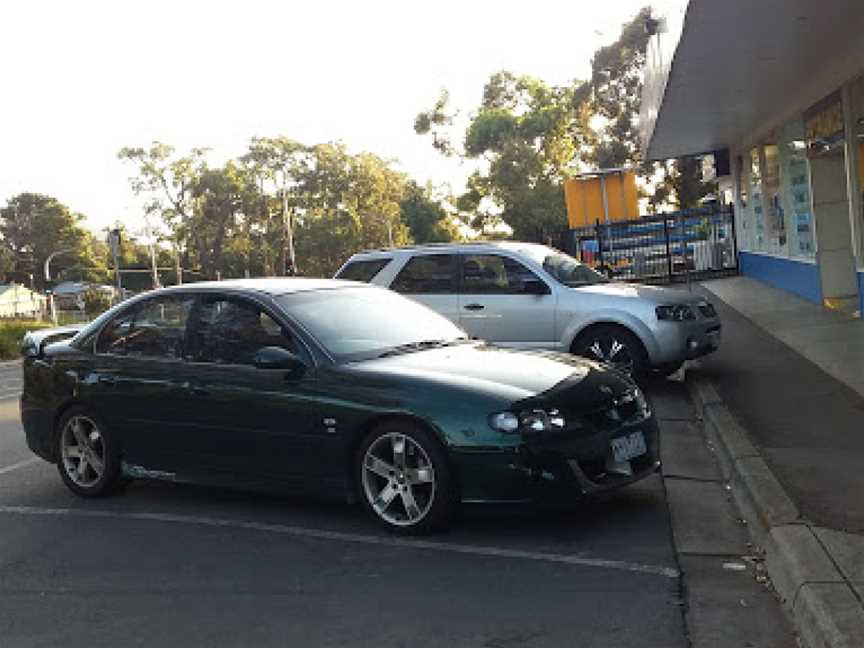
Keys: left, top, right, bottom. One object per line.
{"left": 0, "top": 361, "right": 793, "bottom": 648}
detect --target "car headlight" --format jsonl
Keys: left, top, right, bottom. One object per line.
{"left": 656, "top": 304, "right": 696, "bottom": 321}
{"left": 488, "top": 409, "right": 565, "bottom": 433}
{"left": 488, "top": 412, "right": 519, "bottom": 433}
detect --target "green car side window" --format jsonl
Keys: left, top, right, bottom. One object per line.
{"left": 95, "top": 295, "right": 194, "bottom": 360}
{"left": 188, "top": 297, "right": 301, "bottom": 366}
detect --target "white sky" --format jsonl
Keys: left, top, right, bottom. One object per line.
{"left": 1, "top": 0, "right": 649, "bottom": 233}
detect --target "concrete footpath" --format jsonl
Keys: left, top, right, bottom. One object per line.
{"left": 687, "top": 276, "right": 864, "bottom": 648}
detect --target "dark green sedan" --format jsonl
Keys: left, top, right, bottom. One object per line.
{"left": 20, "top": 279, "right": 659, "bottom": 533}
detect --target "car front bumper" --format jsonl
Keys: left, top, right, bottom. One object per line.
{"left": 651, "top": 318, "right": 722, "bottom": 365}
{"left": 20, "top": 397, "right": 55, "bottom": 462}
{"left": 452, "top": 416, "right": 660, "bottom": 505}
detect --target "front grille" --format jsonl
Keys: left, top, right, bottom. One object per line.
{"left": 698, "top": 302, "right": 717, "bottom": 318}
{"left": 583, "top": 397, "right": 640, "bottom": 431}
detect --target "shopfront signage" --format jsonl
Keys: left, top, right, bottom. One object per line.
{"left": 804, "top": 91, "right": 844, "bottom": 156}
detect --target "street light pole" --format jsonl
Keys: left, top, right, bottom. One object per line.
{"left": 44, "top": 247, "right": 75, "bottom": 325}
{"left": 43, "top": 248, "right": 75, "bottom": 284}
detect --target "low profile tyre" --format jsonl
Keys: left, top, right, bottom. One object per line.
{"left": 357, "top": 421, "right": 454, "bottom": 534}
{"left": 572, "top": 324, "right": 648, "bottom": 376}
{"left": 56, "top": 407, "right": 124, "bottom": 498}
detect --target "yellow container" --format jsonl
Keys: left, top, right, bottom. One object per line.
{"left": 564, "top": 170, "right": 638, "bottom": 228}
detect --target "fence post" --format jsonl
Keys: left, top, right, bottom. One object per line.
{"left": 595, "top": 219, "right": 605, "bottom": 275}
{"left": 680, "top": 211, "right": 692, "bottom": 291}
{"left": 729, "top": 205, "right": 739, "bottom": 273}
{"left": 662, "top": 214, "right": 673, "bottom": 282}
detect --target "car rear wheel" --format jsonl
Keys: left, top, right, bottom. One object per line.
{"left": 357, "top": 421, "right": 453, "bottom": 534}
{"left": 56, "top": 407, "right": 124, "bottom": 497}
{"left": 572, "top": 325, "right": 648, "bottom": 376}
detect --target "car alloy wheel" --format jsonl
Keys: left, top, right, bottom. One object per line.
{"left": 56, "top": 407, "right": 124, "bottom": 497}
{"left": 60, "top": 415, "right": 106, "bottom": 488}
{"left": 584, "top": 335, "right": 635, "bottom": 373}
{"left": 574, "top": 325, "right": 647, "bottom": 376}
{"left": 361, "top": 432, "right": 436, "bottom": 528}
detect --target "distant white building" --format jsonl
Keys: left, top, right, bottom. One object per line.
{"left": 0, "top": 284, "right": 46, "bottom": 319}
{"left": 51, "top": 281, "right": 116, "bottom": 310}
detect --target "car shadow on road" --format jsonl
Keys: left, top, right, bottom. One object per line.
{"left": 92, "top": 471, "right": 673, "bottom": 562}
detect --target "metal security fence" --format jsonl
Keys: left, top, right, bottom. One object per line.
{"left": 551, "top": 205, "right": 738, "bottom": 285}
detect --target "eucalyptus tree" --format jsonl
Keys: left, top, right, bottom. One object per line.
{"left": 117, "top": 142, "right": 208, "bottom": 272}
{"left": 0, "top": 193, "right": 104, "bottom": 288}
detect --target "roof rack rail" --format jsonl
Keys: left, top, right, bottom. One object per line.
{"left": 352, "top": 240, "right": 514, "bottom": 255}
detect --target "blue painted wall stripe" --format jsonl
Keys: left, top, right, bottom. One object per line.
{"left": 738, "top": 251, "right": 822, "bottom": 304}
{"left": 858, "top": 271, "right": 864, "bottom": 315}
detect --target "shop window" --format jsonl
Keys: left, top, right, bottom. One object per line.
{"left": 763, "top": 143, "right": 787, "bottom": 255}
{"left": 735, "top": 155, "right": 751, "bottom": 251}
{"left": 750, "top": 148, "right": 765, "bottom": 251}
{"left": 779, "top": 118, "right": 815, "bottom": 257}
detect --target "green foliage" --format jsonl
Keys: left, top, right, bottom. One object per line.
{"left": 413, "top": 90, "right": 456, "bottom": 156}
{"left": 119, "top": 139, "right": 456, "bottom": 280}
{"left": 0, "top": 193, "right": 109, "bottom": 289}
{"left": 414, "top": 8, "right": 715, "bottom": 235}
{"left": 415, "top": 72, "right": 583, "bottom": 240}
{"left": 464, "top": 109, "right": 518, "bottom": 156}
{"left": 586, "top": 8, "right": 652, "bottom": 169}
{"left": 0, "top": 320, "right": 50, "bottom": 360}
{"left": 400, "top": 182, "right": 462, "bottom": 243}
{"left": 83, "top": 289, "right": 113, "bottom": 315}
{"left": 586, "top": 9, "right": 715, "bottom": 209}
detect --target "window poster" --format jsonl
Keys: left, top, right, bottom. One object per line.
{"left": 779, "top": 120, "right": 815, "bottom": 256}
{"left": 750, "top": 148, "right": 765, "bottom": 250}
{"left": 763, "top": 144, "right": 785, "bottom": 253}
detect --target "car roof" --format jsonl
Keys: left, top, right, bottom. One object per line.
{"left": 347, "top": 241, "right": 553, "bottom": 258}
{"left": 155, "top": 277, "right": 365, "bottom": 297}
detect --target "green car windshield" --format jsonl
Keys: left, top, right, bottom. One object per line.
{"left": 278, "top": 287, "right": 468, "bottom": 362}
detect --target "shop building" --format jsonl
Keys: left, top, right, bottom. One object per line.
{"left": 640, "top": 0, "right": 864, "bottom": 315}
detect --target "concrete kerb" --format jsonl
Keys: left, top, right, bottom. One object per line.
{"left": 686, "top": 375, "right": 864, "bottom": 648}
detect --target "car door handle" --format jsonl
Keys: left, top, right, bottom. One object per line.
{"left": 181, "top": 381, "right": 210, "bottom": 397}
{"left": 463, "top": 303, "right": 485, "bottom": 311}
{"left": 97, "top": 375, "right": 117, "bottom": 386}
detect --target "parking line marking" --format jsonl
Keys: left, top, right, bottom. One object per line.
{"left": 0, "top": 458, "right": 40, "bottom": 475}
{"left": 0, "top": 504, "right": 679, "bottom": 579}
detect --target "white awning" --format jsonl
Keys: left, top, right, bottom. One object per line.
{"left": 641, "top": 0, "right": 864, "bottom": 160}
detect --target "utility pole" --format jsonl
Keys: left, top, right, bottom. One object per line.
{"left": 107, "top": 229, "right": 122, "bottom": 301}
{"left": 149, "top": 242, "right": 160, "bottom": 289}
{"left": 280, "top": 185, "right": 297, "bottom": 276}
{"left": 174, "top": 248, "right": 183, "bottom": 285}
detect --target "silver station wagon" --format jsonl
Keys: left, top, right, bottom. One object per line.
{"left": 335, "top": 242, "right": 721, "bottom": 375}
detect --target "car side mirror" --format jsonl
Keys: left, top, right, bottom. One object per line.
{"left": 253, "top": 346, "right": 308, "bottom": 376}
{"left": 522, "top": 279, "right": 550, "bottom": 295}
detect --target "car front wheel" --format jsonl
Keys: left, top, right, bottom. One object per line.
{"left": 56, "top": 407, "right": 124, "bottom": 497}
{"left": 573, "top": 325, "right": 648, "bottom": 376}
{"left": 357, "top": 421, "right": 453, "bottom": 534}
